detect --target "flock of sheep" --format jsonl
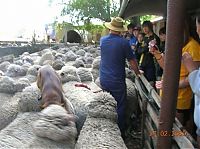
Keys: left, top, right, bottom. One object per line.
{"left": 0, "top": 43, "right": 138, "bottom": 149}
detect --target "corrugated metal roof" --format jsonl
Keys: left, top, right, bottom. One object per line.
{"left": 119, "top": 0, "right": 200, "bottom": 19}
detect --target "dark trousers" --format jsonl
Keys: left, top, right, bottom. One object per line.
{"left": 100, "top": 80, "right": 127, "bottom": 136}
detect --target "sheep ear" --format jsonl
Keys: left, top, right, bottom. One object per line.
{"left": 38, "top": 96, "right": 42, "bottom": 101}
{"left": 37, "top": 72, "right": 42, "bottom": 89}
{"left": 41, "top": 103, "right": 47, "bottom": 109}
{"left": 40, "top": 105, "right": 44, "bottom": 109}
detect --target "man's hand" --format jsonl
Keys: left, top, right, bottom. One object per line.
{"left": 131, "top": 45, "right": 136, "bottom": 51}
{"left": 129, "top": 59, "right": 140, "bottom": 75}
{"left": 139, "top": 70, "right": 144, "bottom": 74}
{"left": 182, "top": 52, "right": 197, "bottom": 73}
{"left": 179, "top": 77, "right": 189, "bottom": 89}
{"left": 148, "top": 39, "right": 159, "bottom": 55}
{"left": 156, "top": 80, "right": 163, "bottom": 89}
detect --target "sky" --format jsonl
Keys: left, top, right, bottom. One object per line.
{"left": 0, "top": 0, "right": 119, "bottom": 40}
{"left": 0, "top": 0, "right": 60, "bottom": 40}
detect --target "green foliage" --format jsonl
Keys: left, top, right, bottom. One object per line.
{"left": 48, "top": 0, "right": 118, "bottom": 42}
{"left": 56, "top": 22, "right": 74, "bottom": 31}
{"left": 48, "top": 0, "right": 52, "bottom": 5}
{"left": 62, "top": 0, "right": 119, "bottom": 22}
{"left": 140, "top": 15, "right": 157, "bottom": 24}
{"left": 75, "top": 23, "right": 104, "bottom": 34}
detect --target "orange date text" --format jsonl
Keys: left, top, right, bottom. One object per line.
{"left": 149, "top": 130, "right": 188, "bottom": 137}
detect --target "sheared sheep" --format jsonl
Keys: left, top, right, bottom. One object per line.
{"left": 59, "top": 65, "right": 80, "bottom": 83}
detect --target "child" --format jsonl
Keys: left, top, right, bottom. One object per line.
{"left": 134, "top": 33, "right": 145, "bottom": 64}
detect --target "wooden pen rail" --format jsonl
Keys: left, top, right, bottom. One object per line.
{"left": 134, "top": 74, "right": 197, "bottom": 149}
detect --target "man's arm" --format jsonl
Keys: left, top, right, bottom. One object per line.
{"left": 149, "top": 43, "right": 165, "bottom": 69}
{"left": 129, "top": 59, "right": 140, "bottom": 75}
{"left": 179, "top": 77, "right": 190, "bottom": 89}
{"left": 153, "top": 52, "right": 165, "bottom": 69}
{"left": 182, "top": 52, "right": 200, "bottom": 73}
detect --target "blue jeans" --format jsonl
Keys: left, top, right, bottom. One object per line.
{"left": 100, "top": 80, "right": 127, "bottom": 135}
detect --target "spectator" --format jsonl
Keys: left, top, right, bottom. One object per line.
{"left": 182, "top": 15, "right": 200, "bottom": 148}
{"left": 129, "top": 26, "right": 140, "bottom": 48}
{"left": 100, "top": 17, "right": 140, "bottom": 138}
{"left": 140, "top": 21, "right": 160, "bottom": 87}
{"left": 149, "top": 15, "right": 200, "bottom": 134}
{"left": 134, "top": 33, "right": 145, "bottom": 63}
{"left": 159, "top": 27, "right": 166, "bottom": 53}
{"left": 125, "top": 23, "right": 134, "bottom": 40}
{"left": 133, "top": 26, "right": 140, "bottom": 38}
{"left": 156, "top": 27, "right": 166, "bottom": 78}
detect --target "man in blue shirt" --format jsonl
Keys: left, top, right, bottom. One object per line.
{"left": 100, "top": 17, "right": 140, "bottom": 138}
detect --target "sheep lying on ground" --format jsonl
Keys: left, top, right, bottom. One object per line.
{"left": 0, "top": 93, "right": 17, "bottom": 130}
{"left": 17, "top": 85, "right": 41, "bottom": 112}
{"left": 63, "top": 81, "right": 96, "bottom": 133}
{"left": 5, "top": 64, "right": 27, "bottom": 77}
{"left": 0, "top": 83, "right": 41, "bottom": 130}
{"left": 72, "top": 59, "right": 85, "bottom": 68}
{"left": 33, "top": 104, "right": 77, "bottom": 142}
{"left": 0, "top": 44, "right": 133, "bottom": 149}
{"left": 20, "top": 52, "right": 34, "bottom": 65}
{"left": 26, "top": 65, "right": 41, "bottom": 76}
{"left": 59, "top": 65, "right": 81, "bottom": 83}
{"left": 0, "top": 76, "right": 30, "bottom": 94}
{"left": 0, "top": 61, "right": 10, "bottom": 72}
{"left": 91, "top": 57, "right": 100, "bottom": 80}
{"left": 52, "top": 59, "right": 65, "bottom": 70}
{"left": 0, "top": 112, "right": 76, "bottom": 149}
{"left": 76, "top": 67, "right": 93, "bottom": 82}
{"left": 125, "top": 78, "right": 139, "bottom": 134}
{"left": 75, "top": 92, "right": 127, "bottom": 149}
{"left": 39, "top": 51, "right": 54, "bottom": 66}
{"left": 65, "top": 51, "right": 77, "bottom": 62}
{"left": 76, "top": 49, "right": 86, "bottom": 56}
{"left": 25, "top": 65, "right": 41, "bottom": 82}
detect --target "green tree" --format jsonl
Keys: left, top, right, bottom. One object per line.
{"left": 48, "top": 0, "right": 118, "bottom": 42}
{"left": 140, "top": 15, "right": 157, "bottom": 24}
{"left": 61, "top": 0, "right": 119, "bottom": 22}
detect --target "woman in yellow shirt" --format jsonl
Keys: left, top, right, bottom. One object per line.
{"left": 149, "top": 17, "right": 200, "bottom": 132}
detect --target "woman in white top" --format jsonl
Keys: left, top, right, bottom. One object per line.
{"left": 182, "top": 15, "right": 200, "bottom": 148}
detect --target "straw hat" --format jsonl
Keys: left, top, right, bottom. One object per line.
{"left": 104, "top": 17, "right": 127, "bottom": 32}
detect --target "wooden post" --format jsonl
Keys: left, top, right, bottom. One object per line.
{"left": 157, "top": 0, "right": 186, "bottom": 148}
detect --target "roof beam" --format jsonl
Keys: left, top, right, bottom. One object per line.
{"left": 118, "top": 0, "right": 129, "bottom": 18}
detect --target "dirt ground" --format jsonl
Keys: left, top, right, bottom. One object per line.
{"left": 125, "top": 132, "right": 141, "bottom": 149}
{"left": 124, "top": 114, "right": 142, "bottom": 149}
